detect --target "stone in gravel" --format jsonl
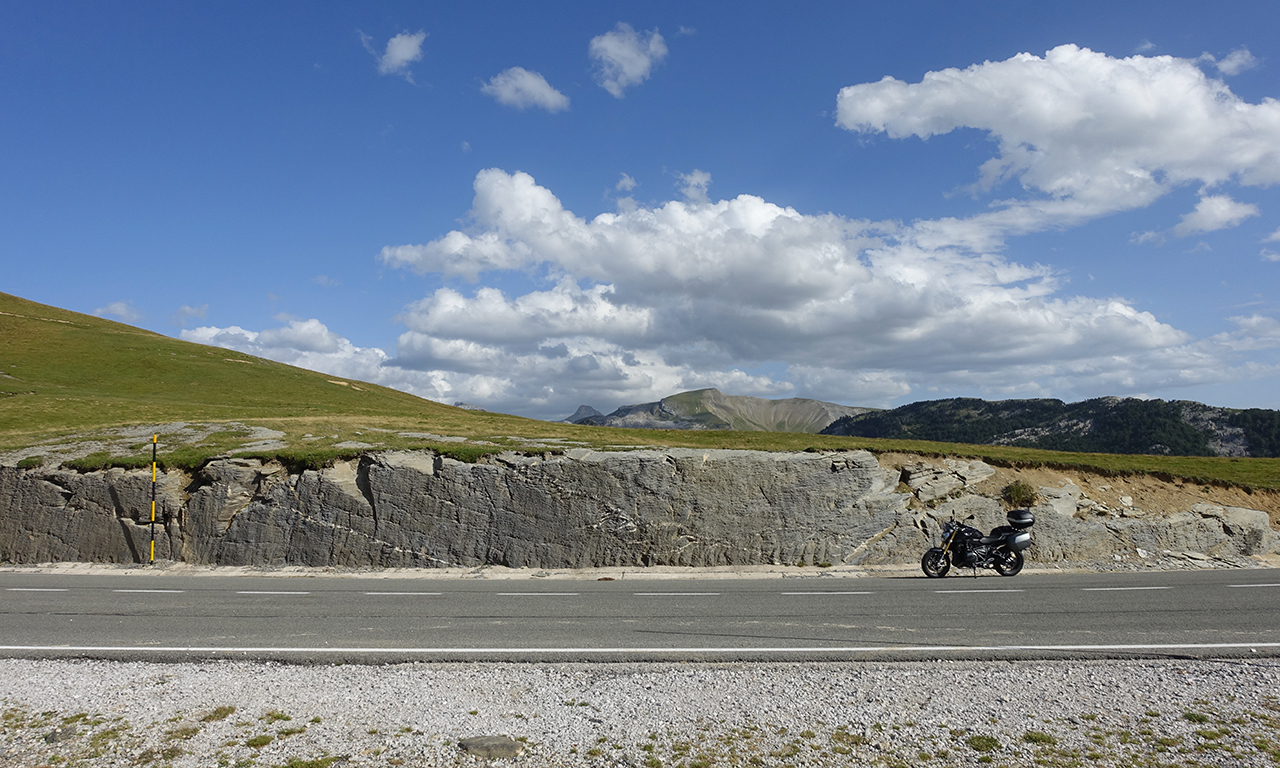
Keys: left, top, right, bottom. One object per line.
{"left": 43, "top": 726, "right": 76, "bottom": 743}
{"left": 459, "top": 735, "right": 525, "bottom": 758}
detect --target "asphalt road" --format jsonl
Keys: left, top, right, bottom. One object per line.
{"left": 2, "top": 568, "right": 1278, "bottom": 662}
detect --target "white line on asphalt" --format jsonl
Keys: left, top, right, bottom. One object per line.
{"left": 4, "top": 642, "right": 1278, "bottom": 655}
{"left": 4, "top": 588, "right": 69, "bottom": 592}
{"left": 633, "top": 592, "right": 722, "bottom": 596}
{"left": 235, "top": 591, "right": 311, "bottom": 595}
{"left": 1081, "top": 587, "right": 1171, "bottom": 592}
{"left": 497, "top": 592, "right": 580, "bottom": 596}
{"left": 934, "top": 589, "right": 1024, "bottom": 594}
{"left": 363, "top": 592, "right": 443, "bottom": 596}
{"left": 1228, "top": 584, "right": 1280, "bottom": 588}
{"left": 780, "top": 591, "right": 874, "bottom": 595}
{"left": 111, "top": 589, "right": 186, "bottom": 594}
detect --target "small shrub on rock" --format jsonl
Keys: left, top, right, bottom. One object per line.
{"left": 1001, "top": 480, "right": 1038, "bottom": 508}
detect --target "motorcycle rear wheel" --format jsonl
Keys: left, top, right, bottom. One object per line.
{"left": 921, "top": 548, "right": 950, "bottom": 578}
{"left": 994, "top": 550, "right": 1024, "bottom": 576}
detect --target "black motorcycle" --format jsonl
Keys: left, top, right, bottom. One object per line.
{"left": 921, "top": 508, "right": 1035, "bottom": 577}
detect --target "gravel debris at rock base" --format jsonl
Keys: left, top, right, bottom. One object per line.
{"left": 4, "top": 658, "right": 1280, "bottom": 767}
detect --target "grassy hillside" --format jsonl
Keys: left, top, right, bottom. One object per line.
{"left": 0, "top": 292, "right": 469, "bottom": 437}
{"left": 2, "top": 292, "right": 1278, "bottom": 490}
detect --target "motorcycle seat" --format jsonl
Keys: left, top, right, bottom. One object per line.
{"left": 981, "top": 525, "right": 1016, "bottom": 545}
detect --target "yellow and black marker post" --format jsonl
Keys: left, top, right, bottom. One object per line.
{"left": 149, "top": 434, "right": 157, "bottom": 565}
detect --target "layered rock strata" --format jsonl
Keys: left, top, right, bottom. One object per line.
{"left": 0, "top": 449, "right": 1274, "bottom": 568}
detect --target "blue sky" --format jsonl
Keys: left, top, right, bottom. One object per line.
{"left": 3, "top": 1, "right": 1279, "bottom": 419}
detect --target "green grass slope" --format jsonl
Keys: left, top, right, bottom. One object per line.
{"left": 2, "top": 292, "right": 1277, "bottom": 490}
{"left": 0, "top": 291, "right": 467, "bottom": 440}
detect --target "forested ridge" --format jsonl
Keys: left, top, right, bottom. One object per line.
{"left": 821, "top": 397, "right": 1280, "bottom": 457}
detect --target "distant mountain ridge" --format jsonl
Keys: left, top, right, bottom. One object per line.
{"left": 821, "top": 396, "right": 1280, "bottom": 458}
{"left": 563, "top": 388, "right": 876, "bottom": 434}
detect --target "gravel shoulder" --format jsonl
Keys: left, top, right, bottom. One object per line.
{"left": 4, "top": 657, "right": 1280, "bottom": 768}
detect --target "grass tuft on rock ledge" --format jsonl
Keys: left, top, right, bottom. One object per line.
{"left": 63, "top": 452, "right": 153, "bottom": 472}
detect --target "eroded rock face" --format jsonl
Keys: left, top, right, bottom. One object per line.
{"left": 0, "top": 452, "right": 1275, "bottom": 568}
{"left": 0, "top": 466, "right": 183, "bottom": 563}
{"left": 194, "top": 449, "right": 909, "bottom": 568}
{"left": 902, "top": 460, "right": 995, "bottom": 502}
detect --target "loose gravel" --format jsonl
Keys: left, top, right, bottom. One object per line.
{"left": 4, "top": 657, "right": 1280, "bottom": 767}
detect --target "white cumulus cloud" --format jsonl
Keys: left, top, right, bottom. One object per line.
{"left": 480, "top": 67, "right": 569, "bottom": 112}
{"left": 181, "top": 320, "right": 450, "bottom": 401}
{"left": 362, "top": 30, "right": 426, "bottom": 83}
{"left": 359, "top": 168, "right": 1273, "bottom": 417}
{"left": 94, "top": 301, "right": 142, "bottom": 323}
{"left": 188, "top": 45, "right": 1280, "bottom": 420}
{"left": 1203, "top": 47, "right": 1259, "bottom": 76}
{"left": 836, "top": 45, "right": 1280, "bottom": 247}
{"left": 171, "top": 304, "right": 208, "bottom": 327}
{"left": 1173, "top": 194, "right": 1260, "bottom": 236}
{"left": 589, "top": 22, "right": 667, "bottom": 98}
{"left": 676, "top": 169, "right": 712, "bottom": 204}
{"left": 192, "top": 167, "right": 1278, "bottom": 418}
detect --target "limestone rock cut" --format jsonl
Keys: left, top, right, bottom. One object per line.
{"left": 1, "top": 450, "right": 1275, "bottom": 569}
{"left": 902, "top": 459, "right": 994, "bottom": 502}
{"left": 0, "top": 465, "right": 183, "bottom": 563}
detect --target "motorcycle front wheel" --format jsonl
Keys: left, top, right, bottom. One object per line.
{"left": 994, "top": 550, "right": 1024, "bottom": 576}
{"left": 921, "top": 548, "right": 950, "bottom": 578}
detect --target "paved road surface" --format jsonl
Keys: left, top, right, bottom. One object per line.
{"left": 2, "top": 568, "right": 1277, "bottom": 662}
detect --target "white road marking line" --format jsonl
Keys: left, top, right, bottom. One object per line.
{"left": 1229, "top": 583, "right": 1280, "bottom": 588}
{"left": 497, "top": 592, "right": 580, "bottom": 596}
{"left": 111, "top": 589, "right": 186, "bottom": 594}
{"left": 1081, "top": 587, "right": 1171, "bottom": 592}
{"left": 5, "top": 588, "right": 69, "bottom": 592}
{"left": 934, "top": 589, "right": 1024, "bottom": 594}
{"left": 235, "top": 591, "right": 311, "bottom": 595}
{"left": 3, "top": 641, "right": 1278, "bottom": 655}
{"left": 633, "top": 592, "right": 722, "bottom": 596}
{"left": 780, "top": 591, "right": 874, "bottom": 595}
{"left": 363, "top": 592, "right": 443, "bottom": 596}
